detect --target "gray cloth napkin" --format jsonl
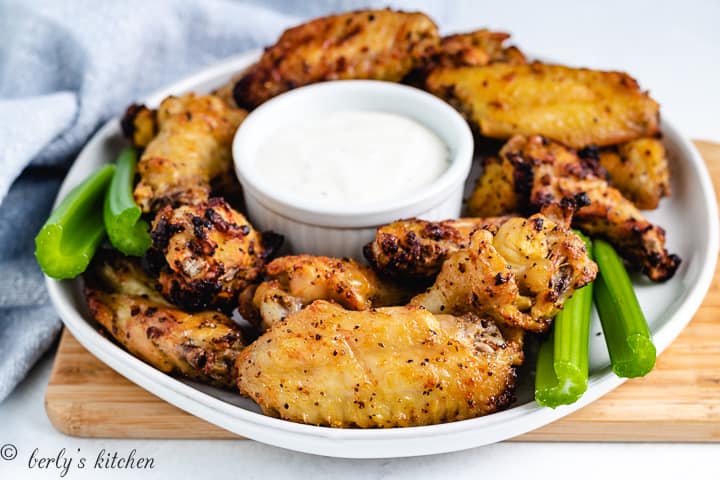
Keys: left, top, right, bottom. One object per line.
{"left": 0, "top": 0, "right": 449, "bottom": 401}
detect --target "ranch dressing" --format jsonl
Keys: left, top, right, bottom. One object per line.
{"left": 256, "top": 111, "right": 449, "bottom": 208}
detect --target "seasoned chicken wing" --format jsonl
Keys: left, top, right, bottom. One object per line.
{"left": 519, "top": 135, "right": 679, "bottom": 280}
{"left": 149, "top": 198, "right": 282, "bottom": 312}
{"left": 596, "top": 137, "right": 670, "bottom": 210}
{"left": 411, "top": 212, "right": 597, "bottom": 332}
{"left": 466, "top": 155, "right": 520, "bottom": 218}
{"left": 122, "top": 93, "right": 247, "bottom": 212}
{"left": 467, "top": 135, "right": 680, "bottom": 281}
{"left": 121, "top": 103, "right": 157, "bottom": 149}
{"left": 363, "top": 216, "right": 512, "bottom": 281}
{"left": 237, "top": 300, "right": 523, "bottom": 427}
{"left": 85, "top": 252, "right": 244, "bottom": 388}
{"left": 231, "top": 9, "right": 439, "bottom": 109}
{"left": 238, "top": 255, "right": 412, "bottom": 331}
{"left": 426, "top": 62, "right": 660, "bottom": 148}
{"left": 404, "top": 29, "right": 526, "bottom": 87}
{"left": 436, "top": 30, "right": 524, "bottom": 70}
{"left": 437, "top": 30, "right": 526, "bottom": 67}
{"left": 88, "top": 249, "right": 167, "bottom": 304}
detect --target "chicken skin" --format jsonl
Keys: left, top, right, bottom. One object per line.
{"left": 238, "top": 255, "right": 412, "bottom": 331}
{"left": 149, "top": 198, "right": 282, "bottom": 312}
{"left": 122, "top": 93, "right": 247, "bottom": 213}
{"left": 411, "top": 212, "right": 597, "bottom": 332}
{"left": 597, "top": 137, "right": 671, "bottom": 210}
{"left": 468, "top": 135, "right": 679, "bottom": 281}
{"left": 435, "top": 30, "right": 526, "bottom": 68}
{"left": 121, "top": 103, "right": 157, "bottom": 149}
{"left": 426, "top": 62, "right": 660, "bottom": 148}
{"left": 404, "top": 29, "right": 525, "bottom": 87}
{"left": 85, "top": 252, "right": 245, "bottom": 388}
{"left": 237, "top": 301, "right": 523, "bottom": 428}
{"left": 231, "top": 9, "right": 439, "bottom": 109}
{"left": 363, "top": 216, "right": 513, "bottom": 281}
{"left": 466, "top": 155, "right": 520, "bottom": 217}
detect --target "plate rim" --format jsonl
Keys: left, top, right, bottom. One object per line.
{"left": 44, "top": 50, "right": 720, "bottom": 458}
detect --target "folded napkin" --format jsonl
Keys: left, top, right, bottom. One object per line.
{"left": 0, "top": 0, "right": 449, "bottom": 401}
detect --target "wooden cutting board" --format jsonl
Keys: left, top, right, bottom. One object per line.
{"left": 45, "top": 141, "right": 720, "bottom": 442}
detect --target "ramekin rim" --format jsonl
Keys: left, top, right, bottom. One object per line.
{"left": 232, "top": 80, "right": 473, "bottom": 228}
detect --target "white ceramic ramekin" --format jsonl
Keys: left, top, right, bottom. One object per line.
{"left": 232, "top": 80, "right": 473, "bottom": 258}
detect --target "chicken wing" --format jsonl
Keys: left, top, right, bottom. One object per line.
{"left": 467, "top": 135, "right": 680, "bottom": 281}
{"left": 411, "top": 212, "right": 597, "bottom": 332}
{"left": 238, "top": 255, "right": 412, "bottom": 331}
{"left": 436, "top": 30, "right": 526, "bottom": 67}
{"left": 404, "top": 29, "right": 525, "bottom": 87}
{"left": 121, "top": 103, "right": 157, "bottom": 149}
{"left": 596, "top": 137, "right": 670, "bottom": 210}
{"left": 237, "top": 300, "right": 522, "bottom": 427}
{"left": 425, "top": 62, "right": 660, "bottom": 148}
{"left": 519, "top": 135, "right": 679, "bottom": 280}
{"left": 363, "top": 216, "right": 513, "bottom": 281}
{"left": 122, "top": 93, "right": 247, "bottom": 213}
{"left": 466, "top": 155, "right": 520, "bottom": 218}
{"left": 149, "top": 197, "right": 282, "bottom": 312}
{"left": 231, "top": 9, "right": 439, "bottom": 109}
{"left": 85, "top": 252, "right": 245, "bottom": 388}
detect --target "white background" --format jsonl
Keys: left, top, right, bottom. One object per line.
{"left": 2, "top": 0, "right": 719, "bottom": 478}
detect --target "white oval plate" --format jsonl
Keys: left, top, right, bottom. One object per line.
{"left": 46, "top": 51, "right": 719, "bottom": 458}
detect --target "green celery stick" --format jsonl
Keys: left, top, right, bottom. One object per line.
{"left": 35, "top": 164, "right": 115, "bottom": 279}
{"left": 104, "top": 148, "right": 150, "bottom": 256}
{"left": 593, "top": 239, "right": 656, "bottom": 378}
{"left": 535, "top": 231, "right": 594, "bottom": 407}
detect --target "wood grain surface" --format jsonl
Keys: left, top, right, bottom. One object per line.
{"left": 45, "top": 141, "right": 720, "bottom": 441}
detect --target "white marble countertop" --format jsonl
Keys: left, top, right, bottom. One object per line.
{"left": 2, "top": 0, "right": 719, "bottom": 478}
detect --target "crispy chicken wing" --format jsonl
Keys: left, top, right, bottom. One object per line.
{"left": 121, "top": 103, "right": 158, "bottom": 149}
{"left": 88, "top": 249, "right": 167, "bottom": 304}
{"left": 467, "top": 135, "right": 680, "bottom": 281}
{"left": 466, "top": 155, "right": 520, "bottom": 218}
{"left": 426, "top": 62, "right": 660, "bottom": 148}
{"left": 437, "top": 30, "right": 526, "bottom": 67}
{"left": 122, "top": 93, "right": 247, "bottom": 213}
{"left": 237, "top": 300, "right": 523, "bottom": 427}
{"left": 238, "top": 255, "right": 412, "bottom": 331}
{"left": 363, "top": 216, "right": 513, "bottom": 281}
{"left": 404, "top": 29, "right": 525, "bottom": 87}
{"left": 85, "top": 252, "right": 245, "bottom": 388}
{"left": 411, "top": 212, "right": 597, "bottom": 332}
{"left": 516, "top": 135, "right": 679, "bottom": 280}
{"left": 149, "top": 198, "right": 282, "bottom": 312}
{"left": 231, "top": 9, "right": 439, "bottom": 109}
{"left": 597, "top": 137, "right": 671, "bottom": 210}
